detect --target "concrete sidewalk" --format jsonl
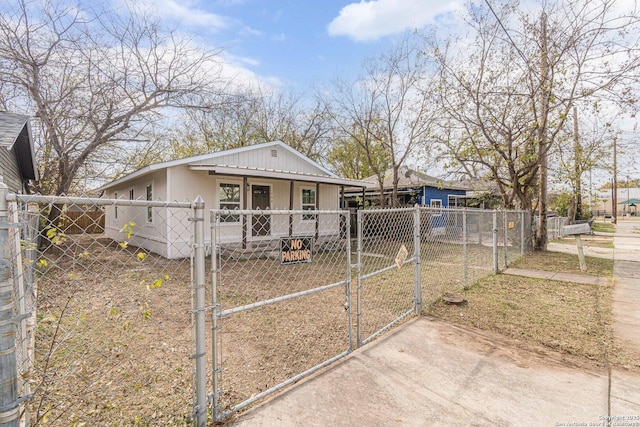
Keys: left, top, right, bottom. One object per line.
{"left": 231, "top": 219, "right": 640, "bottom": 426}
{"left": 611, "top": 218, "right": 640, "bottom": 355}
{"left": 232, "top": 319, "right": 640, "bottom": 426}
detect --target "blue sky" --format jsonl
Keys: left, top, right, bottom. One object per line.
{"left": 122, "top": 0, "right": 465, "bottom": 90}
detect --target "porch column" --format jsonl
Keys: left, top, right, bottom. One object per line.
{"left": 315, "top": 182, "right": 320, "bottom": 240}
{"left": 289, "top": 180, "right": 294, "bottom": 236}
{"left": 242, "top": 176, "right": 248, "bottom": 249}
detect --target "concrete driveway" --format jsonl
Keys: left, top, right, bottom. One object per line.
{"left": 232, "top": 219, "right": 640, "bottom": 426}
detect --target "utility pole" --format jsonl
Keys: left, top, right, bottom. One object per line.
{"left": 573, "top": 106, "right": 582, "bottom": 221}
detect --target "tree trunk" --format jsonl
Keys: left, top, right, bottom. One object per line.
{"left": 536, "top": 12, "right": 550, "bottom": 251}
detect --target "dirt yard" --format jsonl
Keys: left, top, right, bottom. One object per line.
{"left": 26, "top": 232, "right": 637, "bottom": 425}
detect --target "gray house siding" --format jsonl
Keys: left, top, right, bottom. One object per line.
{"left": 0, "top": 111, "right": 38, "bottom": 193}
{"left": 0, "top": 145, "right": 25, "bottom": 193}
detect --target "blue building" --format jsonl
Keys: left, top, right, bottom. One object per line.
{"left": 344, "top": 166, "right": 469, "bottom": 209}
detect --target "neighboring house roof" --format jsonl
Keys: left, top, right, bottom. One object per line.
{"left": 359, "top": 166, "right": 470, "bottom": 191}
{"left": 0, "top": 111, "right": 38, "bottom": 181}
{"left": 97, "top": 140, "right": 367, "bottom": 191}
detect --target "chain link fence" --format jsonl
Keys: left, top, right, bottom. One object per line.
{"left": 357, "top": 207, "right": 533, "bottom": 341}
{"left": 207, "top": 206, "right": 533, "bottom": 422}
{"left": 2, "top": 191, "right": 534, "bottom": 425}
{"left": 209, "top": 209, "right": 352, "bottom": 422}
{"left": 5, "top": 194, "right": 197, "bottom": 426}
{"left": 547, "top": 216, "right": 570, "bottom": 240}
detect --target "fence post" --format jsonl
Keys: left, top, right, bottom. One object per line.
{"left": 413, "top": 205, "right": 422, "bottom": 315}
{"left": 503, "top": 211, "right": 508, "bottom": 268}
{"left": 344, "top": 211, "right": 353, "bottom": 351}
{"left": 192, "top": 196, "right": 207, "bottom": 427}
{"left": 0, "top": 181, "right": 19, "bottom": 427}
{"left": 492, "top": 210, "right": 499, "bottom": 273}
{"left": 356, "top": 209, "right": 363, "bottom": 347}
{"left": 521, "top": 211, "right": 525, "bottom": 256}
{"left": 463, "top": 208, "right": 467, "bottom": 286}
{"left": 211, "top": 210, "right": 220, "bottom": 422}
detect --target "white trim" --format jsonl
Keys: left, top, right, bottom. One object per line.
{"left": 301, "top": 186, "right": 316, "bottom": 221}
{"left": 194, "top": 165, "right": 365, "bottom": 187}
{"left": 218, "top": 181, "right": 242, "bottom": 223}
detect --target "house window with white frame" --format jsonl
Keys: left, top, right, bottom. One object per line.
{"left": 302, "top": 188, "right": 316, "bottom": 220}
{"left": 146, "top": 183, "right": 153, "bottom": 223}
{"left": 219, "top": 183, "right": 240, "bottom": 223}
{"left": 431, "top": 199, "right": 442, "bottom": 214}
{"left": 114, "top": 192, "right": 118, "bottom": 219}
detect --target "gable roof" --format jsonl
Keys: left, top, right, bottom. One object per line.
{"left": 97, "top": 140, "right": 366, "bottom": 191}
{"left": 0, "top": 111, "right": 38, "bottom": 181}
{"left": 361, "top": 166, "right": 469, "bottom": 191}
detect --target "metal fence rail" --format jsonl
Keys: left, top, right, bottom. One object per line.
{"left": 209, "top": 209, "right": 352, "bottom": 422}
{"left": 4, "top": 194, "right": 197, "bottom": 426}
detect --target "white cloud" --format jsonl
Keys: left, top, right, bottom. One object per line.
{"left": 327, "top": 0, "right": 464, "bottom": 42}
{"left": 121, "top": 0, "right": 232, "bottom": 31}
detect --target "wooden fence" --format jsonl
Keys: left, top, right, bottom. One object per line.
{"left": 62, "top": 211, "right": 105, "bottom": 234}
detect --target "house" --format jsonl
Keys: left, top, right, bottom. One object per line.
{"left": 97, "top": 140, "right": 366, "bottom": 258}
{"left": 0, "top": 111, "right": 38, "bottom": 193}
{"left": 342, "top": 166, "right": 472, "bottom": 237}
{"left": 344, "top": 166, "right": 469, "bottom": 209}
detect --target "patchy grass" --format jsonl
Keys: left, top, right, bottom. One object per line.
{"left": 554, "top": 235, "right": 615, "bottom": 249}
{"left": 426, "top": 250, "right": 640, "bottom": 372}
{"left": 592, "top": 222, "right": 615, "bottom": 233}
{"left": 509, "top": 250, "right": 614, "bottom": 277}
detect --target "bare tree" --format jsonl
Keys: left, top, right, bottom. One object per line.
{"left": 431, "top": 0, "right": 640, "bottom": 249}
{"left": 0, "top": 0, "right": 224, "bottom": 200}
{"left": 156, "top": 85, "right": 332, "bottom": 165}
{"left": 325, "top": 34, "right": 439, "bottom": 206}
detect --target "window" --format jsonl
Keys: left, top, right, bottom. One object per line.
{"left": 146, "top": 183, "right": 153, "bottom": 223}
{"left": 114, "top": 192, "right": 118, "bottom": 219}
{"left": 431, "top": 199, "right": 443, "bottom": 215}
{"left": 302, "top": 188, "right": 316, "bottom": 220}
{"left": 219, "top": 183, "right": 240, "bottom": 223}
{"left": 129, "top": 188, "right": 134, "bottom": 200}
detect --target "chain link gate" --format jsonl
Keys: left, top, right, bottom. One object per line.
{"left": 356, "top": 207, "right": 419, "bottom": 347}
{"left": 208, "top": 209, "right": 352, "bottom": 422}
{"left": 3, "top": 193, "right": 200, "bottom": 426}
